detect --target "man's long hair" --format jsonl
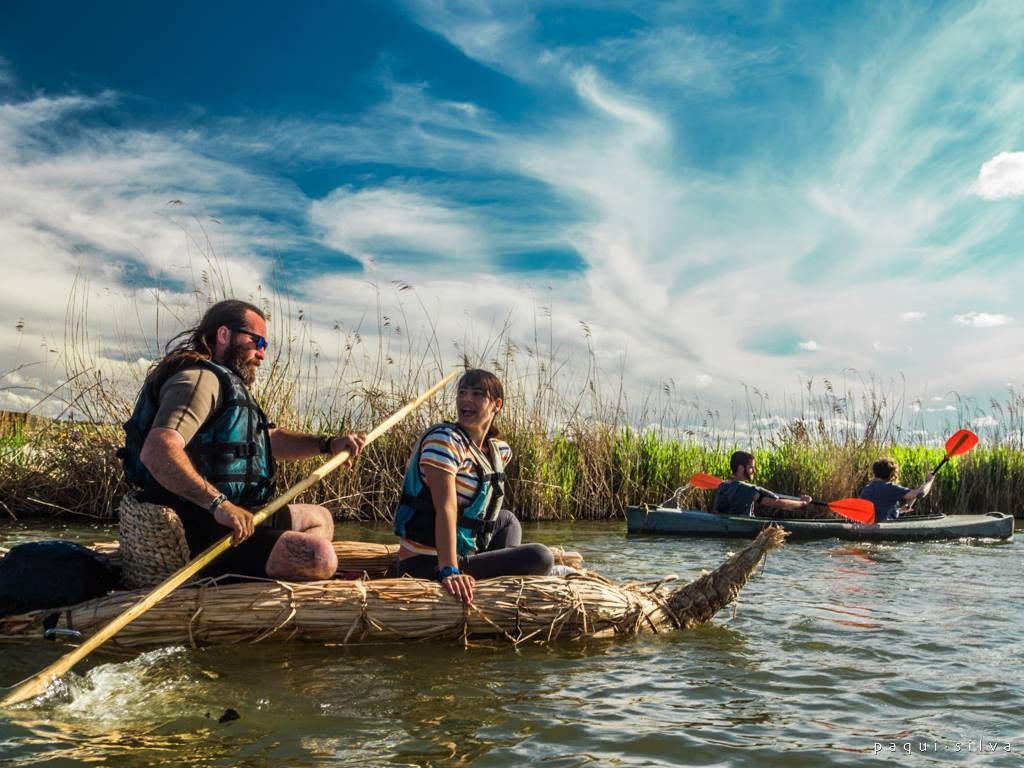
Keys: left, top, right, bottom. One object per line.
{"left": 145, "top": 300, "right": 265, "bottom": 388}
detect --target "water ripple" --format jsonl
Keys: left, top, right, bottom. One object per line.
{"left": 1, "top": 520, "right": 1022, "bottom": 766}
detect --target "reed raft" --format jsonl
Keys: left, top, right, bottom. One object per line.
{"left": 0, "top": 526, "right": 785, "bottom": 647}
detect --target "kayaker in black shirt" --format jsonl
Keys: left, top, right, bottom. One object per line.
{"left": 714, "top": 451, "right": 812, "bottom": 517}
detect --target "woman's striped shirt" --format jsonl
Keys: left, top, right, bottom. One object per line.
{"left": 417, "top": 425, "right": 512, "bottom": 508}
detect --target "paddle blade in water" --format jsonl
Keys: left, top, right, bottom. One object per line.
{"left": 689, "top": 473, "right": 723, "bottom": 490}
{"left": 944, "top": 429, "right": 978, "bottom": 457}
{"left": 827, "top": 498, "right": 876, "bottom": 525}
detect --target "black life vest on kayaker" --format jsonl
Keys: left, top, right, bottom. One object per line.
{"left": 118, "top": 359, "right": 276, "bottom": 507}
{"left": 393, "top": 422, "right": 506, "bottom": 556}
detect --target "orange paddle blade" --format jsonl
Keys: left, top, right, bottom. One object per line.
{"left": 944, "top": 429, "right": 978, "bottom": 457}
{"left": 689, "top": 472, "right": 723, "bottom": 490}
{"left": 827, "top": 498, "right": 875, "bottom": 525}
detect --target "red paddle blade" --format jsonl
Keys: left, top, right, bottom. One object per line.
{"left": 827, "top": 498, "right": 875, "bottom": 525}
{"left": 689, "top": 472, "right": 723, "bottom": 490}
{"left": 944, "top": 429, "right": 978, "bottom": 458}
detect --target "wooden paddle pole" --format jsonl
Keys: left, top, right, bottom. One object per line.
{"left": 1, "top": 369, "right": 459, "bottom": 707}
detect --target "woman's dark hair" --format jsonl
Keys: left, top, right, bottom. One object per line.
{"left": 872, "top": 457, "right": 898, "bottom": 481}
{"left": 458, "top": 368, "right": 504, "bottom": 439}
{"left": 729, "top": 450, "right": 755, "bottom": 473}
{"left": 146, "top": 299, "right": 265, "bottom": 388}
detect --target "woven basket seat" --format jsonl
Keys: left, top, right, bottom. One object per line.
{"left": 117, "top": 494, "right": 189, "bottom": 588}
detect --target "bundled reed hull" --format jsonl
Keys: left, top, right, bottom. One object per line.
{"left": 0, "top": 527, "right": 785, "bottom": 647}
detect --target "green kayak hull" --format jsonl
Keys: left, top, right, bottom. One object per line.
{"left": 626, "top": 507, "right": 1015, "bottom": 541}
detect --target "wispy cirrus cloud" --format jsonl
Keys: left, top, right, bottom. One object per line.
{"left": 952, "top": 311, "right": 1014, "bottom": 328}
{"left": 899, "top": 311, "right": 927, "bottom": 322}
{"left": 309, "top": 187, "right": 484, "bottom": 269}
{"left": 4, "top": 0, "right": 1024, "bottom": 424}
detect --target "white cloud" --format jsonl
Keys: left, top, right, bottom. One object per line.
{"left": 401, "top": 0, "right": 537, "bottom": 80}
{"left": 951, "top": 311, "right": 1013, "bottom": 328}
{"left": 899, "top": 311, "right": 926, "bottom": 322}
{"left": 798, "top": 340, "right": 821, "bottom": 351}
{"left": 971, "top": 415, "right": 998, "bottom": 428}
{"left": 309, "top": 187, "right": 483, "bottom": 269}
{"left": 971, "top": 151, "right": 1024, "bottom": 200}
{"left": 695, "top": 373, "right": 713, "bottom": 388}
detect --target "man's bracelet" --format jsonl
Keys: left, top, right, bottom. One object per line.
{"left": 437, "top": 565, "right": 461, "bottom": 580}
{"left": 318, "top": 435, "right": 334, "bottom": 455}
{"left": 208, "top": 493, "right": 227, "bottom": 515}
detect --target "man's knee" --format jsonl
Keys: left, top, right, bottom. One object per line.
{"left": 286, "top": 503, "right": 335, "bottom": 538}
{"left": 266, "top": 533, "right": 338, "bottom": 580}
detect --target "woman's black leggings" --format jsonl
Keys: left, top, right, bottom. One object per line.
{"left": 397, "top": 509, "right": 554, "bottom": 580}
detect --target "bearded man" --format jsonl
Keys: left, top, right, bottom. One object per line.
{"left": 121, "top": 299, "right": 364, "bottom": 580}
{"left": 713, "top": 451, "right": 812, "bottom": 517}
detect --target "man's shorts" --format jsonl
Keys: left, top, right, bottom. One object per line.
{"left": 171, "top": 501, "right": 293, "bottom": 579}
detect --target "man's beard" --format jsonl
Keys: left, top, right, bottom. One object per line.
{"left": 228, "top": 342, "right": 259, "bottom": 386}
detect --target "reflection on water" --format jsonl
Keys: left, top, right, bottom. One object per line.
{"left": 1, "top": 520, "right": 1022, "bottom": 766}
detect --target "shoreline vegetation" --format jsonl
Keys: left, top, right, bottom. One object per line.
{"left": 2, "top": 278, "right": 1023, "bottom": 522}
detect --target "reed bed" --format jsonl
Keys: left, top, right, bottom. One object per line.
{"left": 2, "top": 275, "right": 1024, "bottom": 522}
{"left": 0, "top": 527, "right": 785, "bottom": 648}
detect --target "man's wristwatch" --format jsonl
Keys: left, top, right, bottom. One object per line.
{"left": 208, "top": 493, "right": 227, "bottom": 515}
{"left": 318, "top": 435, "right": 334, "bottom": 455}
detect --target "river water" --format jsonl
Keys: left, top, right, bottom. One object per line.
{"left": 0, "top": 519, "right": 1021, "bottom": 766}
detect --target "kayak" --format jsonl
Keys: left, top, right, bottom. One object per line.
{"left": 0, "top": 527, "right": 786, "bottom": 648}
{"left": 626, "top": 506, "right": 1015, "bottom": 541}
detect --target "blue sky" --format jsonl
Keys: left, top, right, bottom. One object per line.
{"left": 2, "top": 1, "right": 1023, "bottom": 435}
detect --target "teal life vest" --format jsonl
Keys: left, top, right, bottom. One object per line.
{"left": 119, "top": 359, "right": 276, "bottom": 508}
{"left": 393, "top": 422, "right": 506, "bottom": 557}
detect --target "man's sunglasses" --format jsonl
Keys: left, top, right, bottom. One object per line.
{"left": 231, "top": 328, "right": 268, "bottom": 351}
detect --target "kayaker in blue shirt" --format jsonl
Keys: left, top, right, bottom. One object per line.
{"left": 713, "top": 451, "right": 812, "bottom": 516}
{"left": 859, "top": 458, "right": 935, "bottom": 522}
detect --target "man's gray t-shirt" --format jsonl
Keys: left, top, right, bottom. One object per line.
{"left": 859, "top": 479, "right": 911, "bottom": 521}
{"left": 713, "top": 480, "right": 779, "bottom": 516}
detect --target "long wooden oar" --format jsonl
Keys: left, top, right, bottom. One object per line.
{"left": 687, "top": 473, "right": 875, "bottom": 524}
{"left": 931, "top": 428, "right": 978, "bottom": 474}
{"left": 1, "top": 369, "right": 459, "bottom": 707}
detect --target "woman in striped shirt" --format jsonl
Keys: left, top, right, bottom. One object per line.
{"left": 394, "top": 369, "right": 553, "bottom": 603}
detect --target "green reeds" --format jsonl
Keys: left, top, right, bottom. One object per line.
{"left": 2, "top": 269, "right": 1023, "bottom": 521}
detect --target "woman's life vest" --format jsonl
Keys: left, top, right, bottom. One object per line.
{"left": 393, "top": 422, "right": 506, "bottom": 557}
{"left": 118, "top": 359, "right": 276, "bottom": 508}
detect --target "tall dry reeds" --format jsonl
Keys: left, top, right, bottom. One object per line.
{"left": 2, "top": 262, "right": 1024, "bottom": 521}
